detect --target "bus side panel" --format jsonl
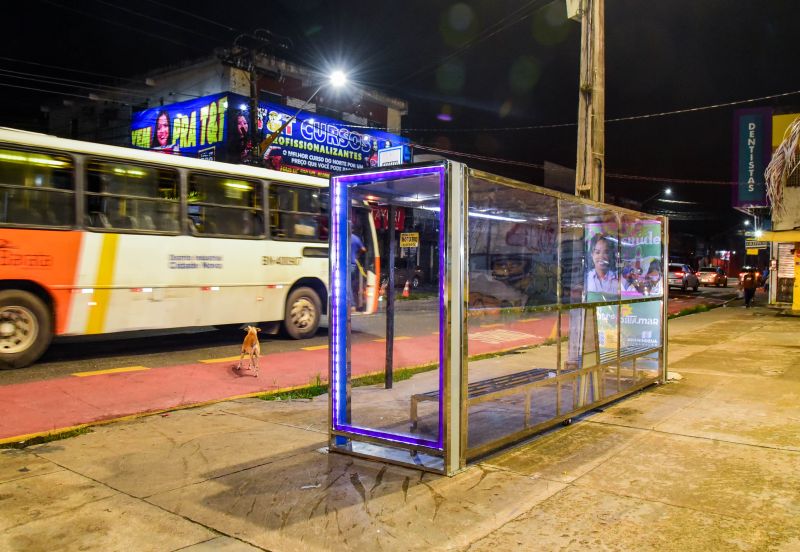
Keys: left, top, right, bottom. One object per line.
{"left": 67, "top": 234, "right": 328, "bottom": 334}
{"left": 0, "top": 228, "right": 83, "bottom": 335}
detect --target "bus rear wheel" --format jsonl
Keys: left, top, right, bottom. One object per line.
{"left": 283, "top": 287, "right": 321, "bottom": 339}
{"left": 0, "top": 290, "right": 52, "bottom": 369}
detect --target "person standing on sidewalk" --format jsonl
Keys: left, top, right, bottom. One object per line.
{"left": 350, "top": 231, "right": 367, "bottom": 312}
{"left": 740, "top": 268, "right": 757, "bottom": 308}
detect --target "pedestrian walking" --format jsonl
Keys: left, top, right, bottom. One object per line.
{"left": 740, "top": 268, "right": 757, "bottom": 308}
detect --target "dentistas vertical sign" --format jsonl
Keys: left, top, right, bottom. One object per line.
{"left": 733, "top": 108, "right": 771, "bottom": 207}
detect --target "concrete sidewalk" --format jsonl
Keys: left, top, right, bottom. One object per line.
{"left": 1, "top": 300, "right": 798, "bottom": 551}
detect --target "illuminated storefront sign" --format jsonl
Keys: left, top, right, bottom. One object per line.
{"left": 131, "top": 92, "right": 409, "bottom": 176}
{"left": 733, "top": 108, "right": 771, "bottom": 207}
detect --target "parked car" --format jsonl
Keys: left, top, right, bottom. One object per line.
{"left": 667, "top": 263, "right": 699, "bottom": 291}
{"left": 697, "top": 266, "right": 728, "bottom": 287}
{"left": 738, "top": 266, "right": 762, "bottom": 287}
{"left": 468, "top": 271, "right": 528, "bottom": 309}
{"left": 381, "top": 257, "right": 425, "bottom": 289}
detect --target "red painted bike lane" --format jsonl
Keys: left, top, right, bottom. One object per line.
{"left": 0, "top": 315, "right": 561, "bottom": 443}
{"left": 0, "top": 295, "right": 725, "bottom": 443}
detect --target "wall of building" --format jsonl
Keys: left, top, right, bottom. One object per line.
{"left": 771, "top": 113, "right": 800, "bottom": 231}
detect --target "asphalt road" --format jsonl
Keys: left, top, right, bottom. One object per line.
{"left": 0, "top": 285, "right": 738, "bottom": 385}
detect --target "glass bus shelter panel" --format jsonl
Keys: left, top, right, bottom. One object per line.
{"left": 559, "top": 202, "right": 622, "bottom": 305}
{"left": 558, "top": 303, "right": 620, "bottom": 404}
{"left": 331, "top": 167, "right": 445, "bottom": 455}
{"left": 465, "top": 175, "right": 559, "bottom": 453}
{"left": 467, "top": 176, "right": 559, "bottom": 313}
{"left": 619, "top": 299, "right": 664, "bottom": 387}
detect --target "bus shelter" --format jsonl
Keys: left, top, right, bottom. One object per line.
{"left": 329, "top": 161, "right": 668, "bottom": 475}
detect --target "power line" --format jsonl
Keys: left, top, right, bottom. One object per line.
{"left": 140, "top": 0, "right": 239, "bottom": 33}
{"left": 0, "top": 68, "right": 152, "bottom": 98}
{"left": 0, "top": 82, "right": 129, "bottom": 104}
{"left": 0, "top": 56, "right": 143, "bottom": 84}
{"left": 0, "top": 64, "right": 208, "bottom": 103}
{"left": 353, "top": 88, "right": 800, "bottom": 134}
{"left": 40, "top": 0, "right": 198, "bottom": 49}
{"left": 412, "top": 143, "right": 750, "bottom": 187}
{"left": 390, "top": 0, "right": 553, "bottom": 87}
{"left": 91, "top": 0, "right": 227, "bottom": 44}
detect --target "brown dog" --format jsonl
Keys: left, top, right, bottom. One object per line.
{"left": 236, "top": 325, "right": 261, "bottom": 376}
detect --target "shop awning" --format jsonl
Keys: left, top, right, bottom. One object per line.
{"left": 759, "top": 230, "right": 800, "bottom": 242}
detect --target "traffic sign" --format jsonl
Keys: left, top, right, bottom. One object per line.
{"left": 745, "top": 239, "right": 767, "bottom": 249}
{"left": 399, "top": 232, "right": 419, "bottom": 248}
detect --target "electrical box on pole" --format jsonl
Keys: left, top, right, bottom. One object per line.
{"left": 565, "top": 0, "right": 583, "bottom": 21}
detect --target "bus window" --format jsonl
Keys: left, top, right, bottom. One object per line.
{"left": 268, "top": 184, "right": 328, "bottom": 241}
{"left": 0, "top": 148, "right": 74, "bottom": 227}
{"left": 86, "top": 160, "right": 179, "bottom": 233}
{"left": 188, "top": 173, "right": 263, "bottom": 237}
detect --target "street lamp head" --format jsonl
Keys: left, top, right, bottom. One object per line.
{"left": 664, "top": 187, "right": 672, "bottom": 195}
{"left": 744, "top": 220, "right": 750, "bottom": 226}
{"left": 329, "top": 70, "right": 347, "bottom": 88}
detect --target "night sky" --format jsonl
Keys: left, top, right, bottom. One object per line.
{"left": 4, "top": 0, "right": 800, "bottom": 239}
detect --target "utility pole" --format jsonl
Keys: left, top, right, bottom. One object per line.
{"left": 219, "top": 30, "right": 290, "bottom": 165}
{"left": 570, "top": 0, "right": 605, "bottom": 202}
{"left": 248, "top": 56, "right": 260, "bottom": 165}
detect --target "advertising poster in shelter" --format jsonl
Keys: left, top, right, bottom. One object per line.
{"left": 131, "top": 92, "right": 409, "bottom": 177}
{"left": 585, "top": 220, "right": 663, "bottom": 355}
{"left": 619, "top": 219, "right": 663, "bottom": 349}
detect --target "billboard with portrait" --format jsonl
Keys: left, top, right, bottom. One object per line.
{"left": 131, "top": 92, "right": 409, "bottom": 176}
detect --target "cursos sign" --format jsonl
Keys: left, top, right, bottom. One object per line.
{"left": 259, "top": 101, "right": 409, "bottom": 177}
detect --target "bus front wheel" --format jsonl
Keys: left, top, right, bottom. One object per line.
{"left": 0, "top": 290, "right": 53, "bottom": 370}
{"left": 283, "top": 287, "right": 321, "bottom": 339}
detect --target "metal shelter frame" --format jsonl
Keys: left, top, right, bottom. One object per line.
{"left": 329, "top": 161, "right": 668, "bottom": 475}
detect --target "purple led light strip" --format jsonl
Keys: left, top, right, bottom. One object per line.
{"left": 331, "top": 165, "right": 447, "bottom": 450}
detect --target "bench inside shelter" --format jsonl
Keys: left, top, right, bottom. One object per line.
{"left": 410, "top": 344, "right": 662, "bottom": 432}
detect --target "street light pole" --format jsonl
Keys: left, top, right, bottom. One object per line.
{"left": 258, "top": 84, "right": 325, "bottom": 153}
{"left": 259, "top": 71, "right": 348, "bottom": 156}
{"left": 641, "top": 187, "right": 672, "bottom": 208}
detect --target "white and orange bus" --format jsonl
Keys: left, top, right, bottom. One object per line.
{"left": 0, "top": 128, "right": 380, "bottom": 369}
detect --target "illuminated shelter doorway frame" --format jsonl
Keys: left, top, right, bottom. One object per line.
{"left": 329, "top": 161, "right": 668, "bottom": 476}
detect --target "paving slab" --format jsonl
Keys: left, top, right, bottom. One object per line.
{"left": 30, "top": 404, "right": 326, "bottom": 498}
{"left": 0, "top": 469, "right": 117, "bottom": 532}
{"left": 180, "top": 536, "right": 264, "bottom": 551}
{"left": 652, "top": 375, "right": 800, "bottom": 450}
{"left": 0, "top": 492, "right": 214, "bottom": 552}
{"left": 467, "top": 484, "right": 800, "bottom": 552}
{"left": 573, "top": 432, "right": 800, "bottom": 525}
{"left": 0, "top": 449, "right": 63, "bottom": 484}
{"left": 148, "top": 450, "right": 565, "bottom": 552}
{"left": 222, "top": 397, "right": 328, "bottom": 434}
{"left": 483, "top": 422, "right": 648, "bottom": 483}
